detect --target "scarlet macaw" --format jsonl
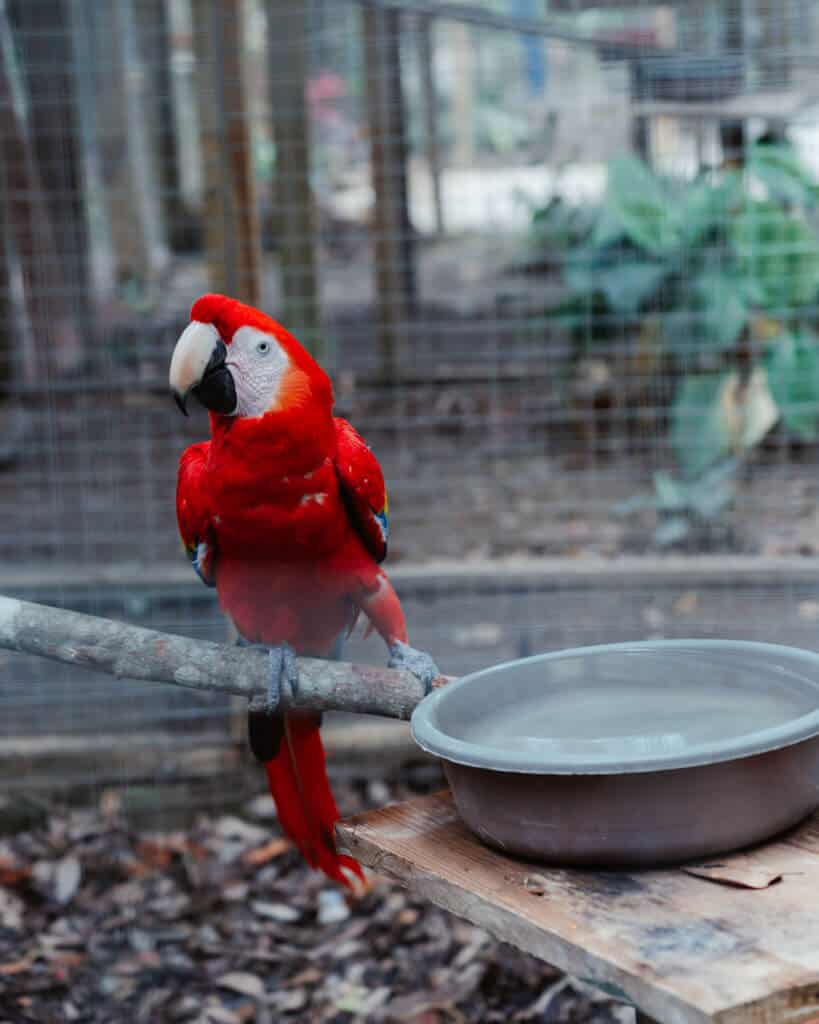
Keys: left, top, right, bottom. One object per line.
{"left": 169, "top": 294, "right": 438, "bottom": 887}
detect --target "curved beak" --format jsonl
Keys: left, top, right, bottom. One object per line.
{"left": 169, "top": 321, "right": 237, "bottom": 416}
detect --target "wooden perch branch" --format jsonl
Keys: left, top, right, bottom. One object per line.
{"left": 0, "top": 595, "right": 450, "bottom": 721}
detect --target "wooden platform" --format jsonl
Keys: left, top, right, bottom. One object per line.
{"left": 336, "top": 791, "right": 819, "bottom": 1024}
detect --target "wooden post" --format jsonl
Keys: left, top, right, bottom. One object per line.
{"left": 0, "top": 0, "right": 85, "bottom": 380}
{"left": 0, "top": 166, "right": 10, "bottom": 397}
{"left": 417, "top": 13, "right": 444, "bottom": 236}
{"left": 720, "top": 0, "right": 746, "bottom": 168}
{"left": 266, "top": 0, "right": 322, "bottom": 353}
{"left": 629, "top": 62, "right": 651, "bottom": 163}
{"left": 166, "top": 0, "right": 203, "bottom": 212}
{"left": 149, "top": 0, "right": 186, "bottom": 250}
{"left": 67, "top": 0, "right": 117, "bottom": 304}
{"left": 363, "top": 2, "right": 416, "bottom": 381}
{"left": 450, "top": 20, "right": 474, "bottom": 167}
{"left": 113, "top": 0, "right": 171, "bottom": 289}
{"left": 192, "top": 0, "right": 261, "bottom": 305}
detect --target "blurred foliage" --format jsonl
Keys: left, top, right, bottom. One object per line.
{"left": 615, "top": 458, "right": 739, "bottom": 550}
{"left": 533, "top": 143, "right": 819, "bottom": 547}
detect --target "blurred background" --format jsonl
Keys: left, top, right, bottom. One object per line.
{"left": 4, "top": 0, "right": 819, "bottom": 807}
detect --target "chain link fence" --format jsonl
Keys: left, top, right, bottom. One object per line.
{"left": 2, "top": 0, "right": 819, "bottom": 792}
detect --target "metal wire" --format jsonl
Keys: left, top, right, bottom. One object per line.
{"left": 1, "top": 0, "right": 818, "bottom": 792}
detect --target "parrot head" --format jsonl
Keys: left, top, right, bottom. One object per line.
{"left": 169, "top": 294, "right": 331, "bottom": 419}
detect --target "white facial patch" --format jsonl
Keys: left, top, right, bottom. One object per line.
{"left": 227, "top": 326, "right": 290, "bottom": 418}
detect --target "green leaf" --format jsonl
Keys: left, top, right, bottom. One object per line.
{"left": 663, "top": 265, "right": 748, "bottom": 357}
{"left": 652, "top": 471, "right": 687, "bottom": 510}
{"left": 530, "top": 197, "right": 595, "bottom": 252}
{"left": 679, "top": 171, "right": 742, "bottom": 246}
{"left": 687, "top": 458, "right": 738, "bottom": 520}
{"left": 671, "top": 373, "right": 732, "bottom": 478}
{"left": 597, "top": 260, "right": 668, "bottom": 313}
{"left": 595, "top": 156, "right": 680, "bottom": 255}
{"left": 748, "top": 142, "right": 818, "bottom": 208}
{"left": 693, "top": 269, "right": 748, "bottom": 350}
{"left": 612, "top": 494, "right": 659, "bottom": 517}
{"left": 670, "top": 370, "right": 777, "bottom": 478}
{"left": 563, "top": 238, "right": 668, "bottom": 314}
{"left": 765, "top": 331, "right": 819, "bottom": 439}
{"left": 731, "top": 200, "right": 819, "bottom": 308}
{"left": 731, "top": 367, "right": 779, "bottom": 449}
{"left": 654, "top": 516, "right": 691, "bottom": 547}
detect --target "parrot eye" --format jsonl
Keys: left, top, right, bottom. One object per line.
{"left": 256, "top": 340, "right": 271, "bottom": 355}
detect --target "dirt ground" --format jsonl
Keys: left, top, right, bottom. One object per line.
{"left": 0, "top": 777, "right": 632, "bottom": 1024}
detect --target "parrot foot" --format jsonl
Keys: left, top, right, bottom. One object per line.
{"left": 246, "top": 643, "right": 299, "bottom": 764}
{"left": 388, "top": 641, "right": 440, "bottom": 696}
{"left": 245, "top": 642, "right": 299, "bottom": 716}
{"left": 265, "top": 643, "right": 299, "bottom": 713}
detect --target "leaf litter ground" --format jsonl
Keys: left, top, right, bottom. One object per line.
{"left": 0, "top": 776, "right": 632, "bottom": 1024}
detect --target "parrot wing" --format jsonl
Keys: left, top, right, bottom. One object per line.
{"left": 333, "top": 417, "right": 389, "bottom": 564}
{"left": 176, "top": 441, "right": 217, "bottom": 586}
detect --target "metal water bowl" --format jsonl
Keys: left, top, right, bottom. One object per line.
{"left": 411, "top": 641, "right": 819, "bottom": 867}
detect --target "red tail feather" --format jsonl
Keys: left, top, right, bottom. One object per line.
{"left": 264, "top": 712, "right": 365, "bottom": 889}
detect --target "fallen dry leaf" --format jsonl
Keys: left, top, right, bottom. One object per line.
{"left": 523, "top": 874, "right": 548, "bottom": 896}
{"left": 317, "top": 887, "right": 350, "bottom": 924}
{"left": 673, "top": 590, "right": 699, "bottom": 615}
{"left": 241, "top": 837, "right": 290, "bottom": 866}
{"left": 251, "top": 899, "right": 300, "bottom": 923}
{"left": 0, "top": 888, "right": 24, "bottom": 929}
{"left": 0, "top": 954, "right": 36, "bottom": 975}
{"left": 383, "top": 962, "right": 485, "bottom": 1020}
{"left": 217, "top": 971, "right": 267, "bottom": 1000}
{"left": 199, "top": 1001, "right": 245, "bottom": 1024}
{"left": 514, "top": 978, "right": 569, "bottom": 1021}
{"left": 271, "top": 988, "right": 307, "bottom": 1013}
{"left": 682, "top": 863, "right": 783, "bottom": 890}
{"left": 55, "top": 856, "right": 82, "bottom": 905}
{"left": 213, "top": 817, "right": 269, "bottom": 844}
{"left": 288, "top": 966, "right": 322, "bottom": 987}
{"left": 134, "top": 839, "right": 172, "bottom": 871}
{"left": 0, "top": 855, "right": 31, "bottom": 886}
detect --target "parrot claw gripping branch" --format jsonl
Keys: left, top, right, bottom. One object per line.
{"left": 169, "top": 294, "right": 440, "bottom": 888}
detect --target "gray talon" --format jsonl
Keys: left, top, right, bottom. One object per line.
{"left": 266, "top": 643, "right": 299, "bottom": 713}
{"left": 388, "top": 640, "right": 440, "bottom": 695}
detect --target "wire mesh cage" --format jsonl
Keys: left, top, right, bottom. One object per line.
{"left": 2, "top": 0, "right": 819, "bottom": 795}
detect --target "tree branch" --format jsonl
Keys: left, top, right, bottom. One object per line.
{"left": 0, "top": 595, "right": 450, "bottom": 721}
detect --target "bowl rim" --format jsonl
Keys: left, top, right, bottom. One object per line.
{"left": 410, "top": 639, "right": 819, "bottom": 775}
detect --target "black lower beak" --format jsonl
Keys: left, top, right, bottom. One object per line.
{"left": 191, "top": 340, "right": 237, "bottom": 416}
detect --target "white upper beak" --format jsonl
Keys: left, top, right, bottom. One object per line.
{"left": 169, "top": 320, "right": 221, "bottom": 405}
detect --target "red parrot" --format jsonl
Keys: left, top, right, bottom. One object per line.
{"left": 169, "top": 294, "right": 438, "bottom": 888}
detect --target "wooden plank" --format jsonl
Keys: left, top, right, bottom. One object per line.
{"left": 0, "top": 0, "right": 85, "bottom": 382}
{"left": 192, "top": 0, "right": 261, "bottom": 304}
{"left": 416, "top": 13, "right": 444, "bottom": 235}
{"left": 266, "top": 0, "right": 321, "bottom": 354}
{"left": 4, "top": 554, "right": 819, "bottom": 595}
{"left": 337, "top": 791, "right": 819, "bottom": 1024}
{"left": 113, "top": 0, "right": 171, "bottom": 289}
{"left": 630, "top": 90, "right": 808, "bottom": 120}
{"left": 0, "top": 720, "right": 425, "bottom": 790}
{"left": 362, "top": 2, "right": 416, "bottom": 380}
